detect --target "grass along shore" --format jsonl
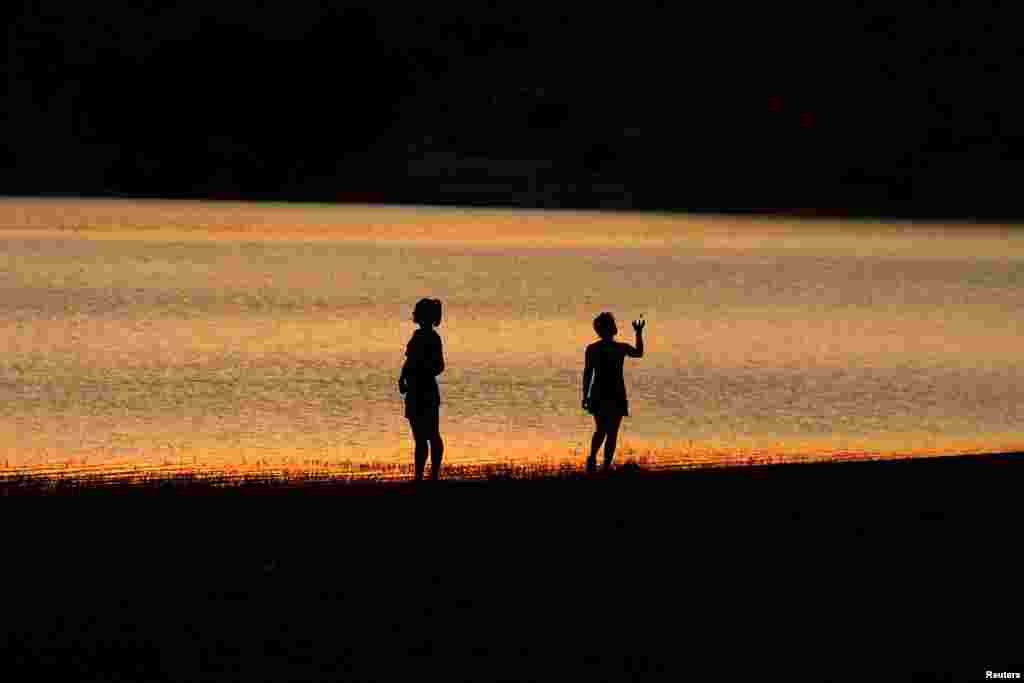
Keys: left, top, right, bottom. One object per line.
{"left": 2, "top": 441, "right": 1020, "bottom": 492}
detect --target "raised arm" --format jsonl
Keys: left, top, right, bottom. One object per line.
{"left": 625, "top": 318, "right": 645, "bottom": 357}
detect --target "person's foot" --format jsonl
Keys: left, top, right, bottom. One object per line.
{"left": 585, "top": 456, "right": 597, "bottom": 474}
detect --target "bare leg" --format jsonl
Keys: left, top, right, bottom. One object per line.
{"left": 409, "top": 418, "right": 428, "bottom": 482}
{"left": 415, "top": 440, "right": 428, "bottom": 482}
{"left": 603, "top": 415, "right": 623, "bottom": 470}
{"left": 588, "top": 416, "right": 605, "bottom": 473}
{"left": 429, "top": 434, "right": 444, "bottom": 480}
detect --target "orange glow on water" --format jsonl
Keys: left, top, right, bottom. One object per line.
{"left": 2, "top": 199, "right": 1024, "bottom": 484}
{"left": 3, "top": 437, "right": 1023, "bottom": 487}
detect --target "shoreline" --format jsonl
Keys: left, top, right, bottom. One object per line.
{"left": 4, "top": 447, "right": 1022, "bottom": 495}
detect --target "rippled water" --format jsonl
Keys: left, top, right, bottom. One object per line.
{"left": 2, "top": 199, "right": 1023, "bottom": 474}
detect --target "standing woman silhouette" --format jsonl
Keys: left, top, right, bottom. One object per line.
{"left": 582, "top": 312, "right": 645, "bottom": 473}
{"left": 399, "top": 298, "right": 445, "bottom": 481}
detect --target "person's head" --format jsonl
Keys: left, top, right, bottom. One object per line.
{"left": 413, "top": 298, "right": 442, "bottom": 328}
{"left": 593, "top": 312, "right": 617, "bottom": 340}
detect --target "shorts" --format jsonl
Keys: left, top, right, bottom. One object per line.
{"left": 405, "top": 395, "right": 440, "bottom": 425}
{"left": 588, "top": 396, "right": 629, "bottom": 418}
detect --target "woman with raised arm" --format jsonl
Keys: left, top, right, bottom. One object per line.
{"left": 399, "top": 298, "right": 445, "bottom": 481}
{"left": 582, "top": 312, "right": 645, "bottom": 473}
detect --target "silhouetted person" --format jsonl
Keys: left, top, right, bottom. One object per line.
{"left": 582, "top": 312, "right": 645, "bottom": 473}
{"left": 399, "top": 298, "right": 445, "bottom": 481}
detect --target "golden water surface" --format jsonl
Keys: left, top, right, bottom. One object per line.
{"left": 2, "top": 198, "right": 1023, "bottom": 480}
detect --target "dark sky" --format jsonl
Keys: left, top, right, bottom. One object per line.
{"left": 3, "top": 3, "right": 1022, "bottom": 218}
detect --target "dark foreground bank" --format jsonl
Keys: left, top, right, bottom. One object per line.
{"left": 4, "top": 453, "right": 1023, "bottom": 682}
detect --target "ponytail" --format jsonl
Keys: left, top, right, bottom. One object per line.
{"left": 431, "top": 299, "right": 442, "bottom": 326}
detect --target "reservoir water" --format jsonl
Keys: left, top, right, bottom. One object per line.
{"left": 2, "top": 199, "right": 1023, "bottom": 477}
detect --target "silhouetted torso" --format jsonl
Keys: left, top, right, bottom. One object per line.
{"left": 404, "top": 328, "right": 443, "bottom": 408}
{"left": 585, "top": 339, "right": 629, "bottom": 404}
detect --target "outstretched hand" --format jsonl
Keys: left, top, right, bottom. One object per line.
{"left": 632, "top": 317, "right": 646, "bottom": 333}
